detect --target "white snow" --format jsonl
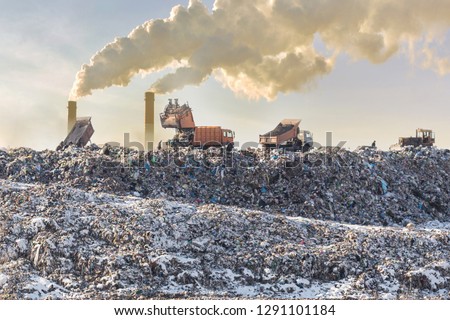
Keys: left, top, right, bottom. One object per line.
{"left": 15, "top": 239, "right": 28, "bottom": 252}
{"left": 0, "top": 273, "right": 8, "bottom": 286}
{"left": 2, "top": 177, "right": 450, "bottom": 299}
{"left": 407, "top": 268, "right": 446, "bottom": 291}
{"left": 23, "top": 276, "right": 69, "bottom": 300}
{"left": 0, "top": 180, "right": 33, "bottom": 191}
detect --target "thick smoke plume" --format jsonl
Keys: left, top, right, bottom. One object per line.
{"left": 70, "top": 0, "right": 450, "bottom": 101}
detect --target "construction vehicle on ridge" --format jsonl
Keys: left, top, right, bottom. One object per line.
{"left": 259, "top": 119, "right": 313, "bottom": 152}
{"left": 160, "top": 99, "right": 235, "bottom": 150}
{"left": 57, "top": 117, "right": 94, "bottom": 150}
{"left": 398, "top": 128, "right": 435, "bottom": 148}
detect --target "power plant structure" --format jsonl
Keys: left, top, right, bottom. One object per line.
{"left": 63, "top": 92, "right": 157, "bottom": 151}
{"left": 67, "top": 101, "right": 77, "bottom": 134}
{"left": 145, "top": 91, "right": 155, "bottom": 151}
{"left": 60, "top": 100, "right": 94, "bottom": 150}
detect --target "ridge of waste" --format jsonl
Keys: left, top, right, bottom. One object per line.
{"left": 0, "top": 146, "right": 449, "bottom": 299}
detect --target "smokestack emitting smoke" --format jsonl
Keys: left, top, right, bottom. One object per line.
{"left": 67, "top": 101, "right": 77, "bottom": 134}
{"left": 69, "top": 0, "right": 450, "bottom": 101}
{"left": 145, "top": 91, "right": 155, "bottom": 150}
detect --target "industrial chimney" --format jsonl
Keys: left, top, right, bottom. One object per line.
{"left": 67, "top": 101, "right": 77, "bottom": 134}
{"left": 145, "top": 91, "right": 155, "bottom": 150}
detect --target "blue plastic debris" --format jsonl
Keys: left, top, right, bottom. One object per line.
{"left": 380, "top": 179, "right": 388, "bottom": 194}
{"left": 144, "top": 161, "right": 151, "bottom": 172}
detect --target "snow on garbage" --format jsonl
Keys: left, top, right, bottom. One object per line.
{"left": 0, "top": 145, "right": 449, "bottom": 299}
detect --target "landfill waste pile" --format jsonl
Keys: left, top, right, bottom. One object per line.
{"left": 0, "top": 145, "right": 450, "bottom": 299}
{"left": 1, "top": 145, "right": 449, "bottom": 226}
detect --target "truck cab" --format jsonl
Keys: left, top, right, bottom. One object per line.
{"left": 298, "top": 130, "right": 313, "bottom": 151}
{"left": 222, "top": 129, "right": 235, "bottom": 145}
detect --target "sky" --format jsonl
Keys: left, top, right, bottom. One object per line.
{"left": 0, "top": 0, "right": 449, "bottom": 151}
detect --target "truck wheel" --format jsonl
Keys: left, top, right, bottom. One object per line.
{"left": 226, "top": 143, "right": 234, "bottom": 152}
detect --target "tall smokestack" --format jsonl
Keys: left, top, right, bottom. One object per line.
{"left": 145, "top": 91, "right": 155, "bottom": 150}
{"left": 68, "top": 101, "right": 77, "bottom": 134}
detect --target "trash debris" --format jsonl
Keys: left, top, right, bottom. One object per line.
{"left": 0, "top": 145, "right": 449, "bottom": 299}
{"left": 2, "top": 145, "right": 448, "bottom": 226}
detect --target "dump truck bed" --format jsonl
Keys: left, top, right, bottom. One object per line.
{"left": 259, "top": 119, "right": 301, "bottom": 146}
{"left": 62, "top": 117, "right": 94, "bottom": 148}
{"left": 160, "top": 102, "right": 195, "bottom": 129}
{"left": 193, "top": 126, "right": 223, "bottom": 147}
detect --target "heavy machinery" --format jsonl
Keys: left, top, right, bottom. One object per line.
{"left": 57, "top": 117, "right": 94, "bottom": 150}
{"left": 160, "top": 99, "right": 234, "bottom": 150}
{"left": 398, "top": 128, "right": 435, "bottom": 147}
{"left": 259, "top": 119, "right": 313, "bottom": 152}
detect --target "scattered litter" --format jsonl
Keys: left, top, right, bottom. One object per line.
{"left": 0, "top": 145, "right": 449, "bottom": 299}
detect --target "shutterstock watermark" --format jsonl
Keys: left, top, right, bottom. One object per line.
{"left": 99, "top": 132, "right": 352, "bottom": 170}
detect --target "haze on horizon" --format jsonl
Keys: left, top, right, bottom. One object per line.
{"left": 0, "top": 0, "right": 449, "bottom": 151}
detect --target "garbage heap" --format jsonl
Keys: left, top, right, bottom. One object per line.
{"left": 1, "top": 181, "right": 450, "bottom": 299}
{"left": 0, "top": 145, "right": 449, "bottom": 227}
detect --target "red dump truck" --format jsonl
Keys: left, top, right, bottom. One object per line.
{"left": 193, "top": 126, "right": 234, "bottom": 148}
{"left": 259, "top": 119, "right": 313, "bottom": 152}
{"left": 160, "top": 99, "right": 235, "bottom": 150}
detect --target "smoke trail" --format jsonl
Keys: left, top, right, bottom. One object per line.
{"left": 70, "top": 0, "right": 450, "bottom": 101}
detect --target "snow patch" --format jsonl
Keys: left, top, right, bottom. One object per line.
{"left": 23, "top": 276, "right": 69, "bottom": 299}
{"left": 0, "top": 273, "right": 8, "bottom": 286}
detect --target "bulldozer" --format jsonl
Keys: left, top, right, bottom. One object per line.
{"left": 259, "top": 119, "right": 313, "bottom": 152}
{"left": 398, "top": 128, "right": 435, "bottom": 147}
{"left": 160, "top": 99, "right": 234, "bottom": 150}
